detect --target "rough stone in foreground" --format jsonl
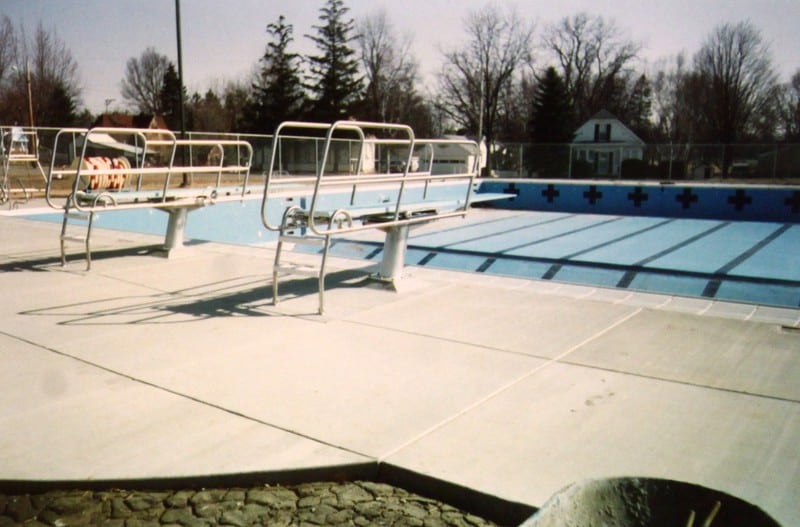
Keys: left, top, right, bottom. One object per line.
{"left": 0, "top": 481, "right": 497, "bottom": 527}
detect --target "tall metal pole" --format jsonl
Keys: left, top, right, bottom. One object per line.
{"left": 175, "top": 0, "right": 188, "bottom": 184}
{"left": 25, "top": 60, "right": 37, "bottom": 154}
{"left": 477, "top": 74, "right": 485, "bottom": 177}
{"left": 25, "top": 61, "right": 34, "bottom": 129}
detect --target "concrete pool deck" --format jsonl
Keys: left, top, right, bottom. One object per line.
{"left": 0, "top": 211, "right": 798, "bottom": 525}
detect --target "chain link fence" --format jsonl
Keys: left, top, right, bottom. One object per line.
{"left": 7, "top": 127, "right": 800, "bottom": 183}
{"left": 491, "top": 143, "right": 800, "bottom": 181}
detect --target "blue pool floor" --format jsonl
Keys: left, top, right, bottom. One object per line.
{"left": 33, "top": 204, "right": 800, "bottom": 309}
{"left": 323, "top": 209, "right": 800, "bottom": 309}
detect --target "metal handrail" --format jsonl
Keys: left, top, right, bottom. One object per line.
{"left": 46, "top": 127, "right": 253, "bottom": 212}
{"left": 260, "top": 120, "right": 481, "bottom": 236}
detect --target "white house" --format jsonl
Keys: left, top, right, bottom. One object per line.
{"left": 571, "top": 109, "right": 645, "bottom": 177}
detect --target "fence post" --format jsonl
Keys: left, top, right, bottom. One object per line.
{"left": 668, "top": 143, "right": 673, "bottom": 180}
{"left": 773, "top": 144, "right": 778, "bottom": 180}
{"left": 568, "top": 144, "right": 573, "bottom": 179}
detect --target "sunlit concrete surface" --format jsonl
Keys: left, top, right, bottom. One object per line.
{"left": 0, "top": 212, "right": 798, "bottom": 525}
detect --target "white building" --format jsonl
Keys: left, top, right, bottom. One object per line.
{"left": 571, "top": 109, "right": 645, "bottom": 177}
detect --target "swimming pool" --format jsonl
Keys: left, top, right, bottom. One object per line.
{"left": 327, "top": 208, "right": 800, "bottom": 308}
{"left": 31, "top": 180, "right": 800, "bottom": 309}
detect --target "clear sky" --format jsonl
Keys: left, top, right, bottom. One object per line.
{"left": 4, "top": 0, "right": 799, "bottom": 114}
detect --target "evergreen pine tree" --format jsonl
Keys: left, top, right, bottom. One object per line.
{"left": 250, "top": 15, "right": 306, "bottom": 133}
{"left": 159, "top": 64, "right": 183, "bottom": 130}
{"left": 527, "top": 67, "right": 575, "bottom": 177}
{"left": 624, "top": 74, "right": 653, "bottom": 140}
{"left": 528, "top": 67, "right": 574, "bottom": 143}
{"left": 305, "top": 0, "right": 363, "bottom": 122}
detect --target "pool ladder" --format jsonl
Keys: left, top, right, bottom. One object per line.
{"left": 60, "top": 208, "right": 95, "bottom": 270}
{"left": 272, "top": 206, "right": 332, "bottom": 315}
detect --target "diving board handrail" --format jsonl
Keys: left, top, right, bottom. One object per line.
{"left": 260, "top": 120, "right": 481, "bottom": 236}
{"left": 45, "top": 127, "right": 253, "bottom": 212}
{"left": 308, "top": 120, "right": 414, "bottom": 233}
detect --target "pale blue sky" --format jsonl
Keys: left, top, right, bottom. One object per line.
{"left": 5, "top": 0, "right": 799, "bottom": 114}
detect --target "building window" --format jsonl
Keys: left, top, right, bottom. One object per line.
{"left": 594, "top": 123, "right": 612, "bottom": 142}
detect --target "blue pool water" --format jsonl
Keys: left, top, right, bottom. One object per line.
{"left": 33, "top": 185, "right": 800, "bottom": 309}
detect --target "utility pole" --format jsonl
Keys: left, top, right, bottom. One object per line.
{"left": 175, "top": 0, "right": 188, "bottom": 185}
{"left": 25, "top": 61, "right": 34, "bottom": 130}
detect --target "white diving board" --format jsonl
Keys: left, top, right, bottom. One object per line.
{"left": 45, "top": 127, "right": 254, "bottom": 269}
{"left": 260, "top": 120, "right": 513, "bottom": 314}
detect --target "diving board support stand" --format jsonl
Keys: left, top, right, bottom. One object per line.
{"left": 377, "top": 224, "right": 411, "bottom": 282}
{"left": 162, "top": 206, "right": 195, "bottom": 256}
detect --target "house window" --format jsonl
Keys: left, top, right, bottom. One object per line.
{"left": 594, "top": 123, "right": 612, "bottom": 142}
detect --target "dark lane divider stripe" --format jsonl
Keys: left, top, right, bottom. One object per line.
{"left": 714, "top": 223, "right": 792, "bottom": 274}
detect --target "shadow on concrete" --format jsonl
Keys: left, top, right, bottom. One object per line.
{"left": 19, "top": 269, "right": 374, "bottom": 325}
{"left": 0, "top": 245, "right": 169, "bottom": 272}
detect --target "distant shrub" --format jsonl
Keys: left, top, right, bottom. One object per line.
{"left": 620, "top": 158, "right": 648, "bottom": 179}
{"left": 656, "top": 160, "right": 687, "bottom": 180}
{"left": 570, "top": 159, "right": 593, "bottom": 179}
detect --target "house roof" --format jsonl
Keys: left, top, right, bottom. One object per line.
{"left": 590, "top": 109, "right": 619, "bottom": 121}
{"left": 93, "top": 113, "right": 169, "bottom": 130}
{"left": 573, "top": 108, "right": 645, "bottom": 145}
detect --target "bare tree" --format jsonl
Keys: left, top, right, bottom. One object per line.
{"left": 120, "top": 47, "right": 171, "bottom": 114}
{"left": 543, "top": 12, "right": 641, "bottom": 123}
{"left": 777, "top": 69, "right": 800, "bottom": 141}
{"left": 436, "top": 5, "right": 534, "bottom": 172}
{"left": 29, "top": 23, "right": 82, "bottom": 123}
{"left": 357, "top": 9, "right": 417, "bottom": 123}
{"left": 0, "top": 16, "right": 15, "bottom": 87}
{"left": 652, "top": 54, "right": 690, "bottom": 142}
{"left": 0, "top": 20, "right": 82, "bottom": 126}
{"left": 692, "top": 21, "right": 779, "bottom": 145}
{"left": 221, "top": 79, "right": 251, "bottom": 133}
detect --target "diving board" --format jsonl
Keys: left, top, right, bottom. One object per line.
{"left": 45, "top": 127, "right": 255, "bottom": 269}
{"left": 260, "top": 120, "right": 512, "bottom": 314}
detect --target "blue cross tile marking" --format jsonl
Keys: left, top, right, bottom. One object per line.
{"left": 627, "top": 187, "right": 649, "bottom": 207}
{"left": 502, "top": 183, "right": 520, "bottom": 200}
{"left": 727, "top": 189, "right": 752, "bottom": 211}
{"left": 583, "top": 185, "right": 603, "bottom": 205}
{"left": 541, "top": 184, "right": 560, "bottom": 203}
{"left": 676, "top": 188, "right": 699, "bottom": 209}
{"left": 785, "top": 191, "right": 800, "bottom": 213}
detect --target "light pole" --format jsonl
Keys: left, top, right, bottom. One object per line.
{"left": 10, "top": 60, "right": 36, "bottom": 155}
{"left": 175, "top": 0, "right": 188, "bottom": 185}
{"left": 24, "top": 61, "right": 34, "bottom": 130}
{"left": 12, "top": 61, "right": 35, "bottom": 128}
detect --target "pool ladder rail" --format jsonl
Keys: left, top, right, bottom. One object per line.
{"left": 60, "top": 210, "right": 94, "bottom": 270}
{"left": 272, "top": 205, "right": 333, "bottom": 315}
